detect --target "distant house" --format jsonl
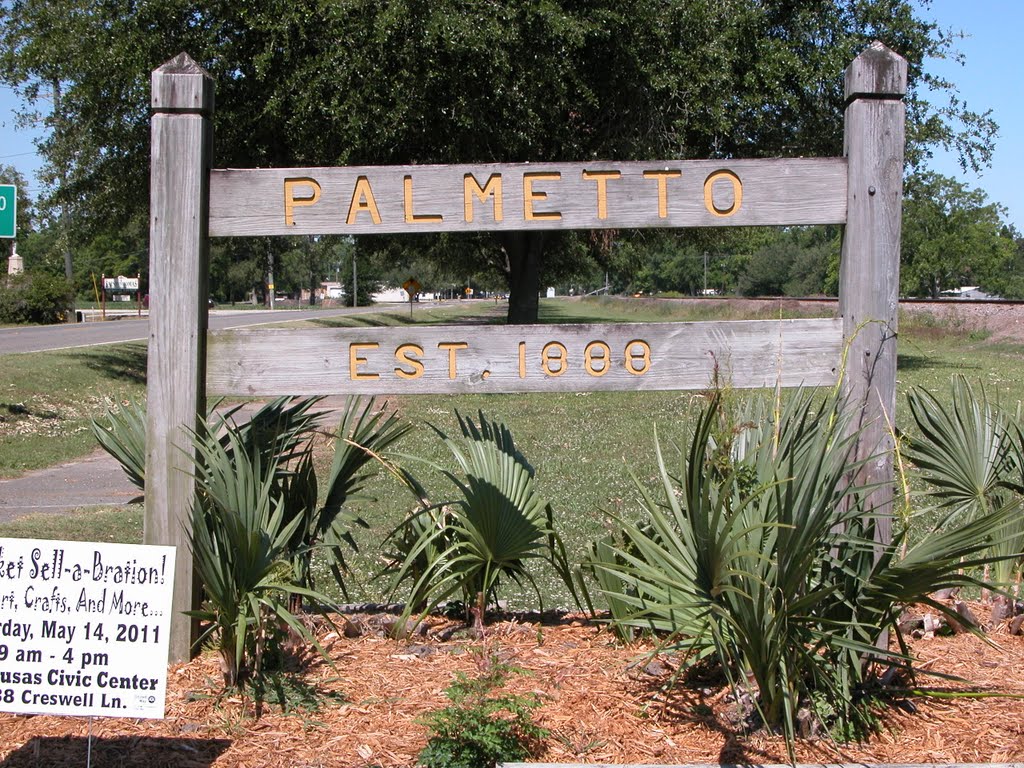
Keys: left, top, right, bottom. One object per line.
{"left": 372, "top": 287, "right": 408, "bottom": 303}
{"left": 940, "top": 286, "right": 996, "bottom": 300}
{"left": 322, "top": 282, "right": 345, "bottom": 299}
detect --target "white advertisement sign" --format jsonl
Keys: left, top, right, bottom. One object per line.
{"left": 0, "top": 538, "right": 175, "bottom": 719}
{"left": 102, "top": 276, "right": 140, "bottom": 291}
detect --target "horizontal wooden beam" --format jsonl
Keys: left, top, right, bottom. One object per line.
{"left": 206, "top": 318, "right": 842, "bottom": 396}
{"left": 209, "top": 158, "right": 847, "bottom": 237}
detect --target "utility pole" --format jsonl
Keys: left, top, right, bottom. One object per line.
{"left": 703, "top": 251, "right": 708, "bottom": 294}
{"left": 267, "top": 249, "right": 275, "bottom": 310}
{"left": 51, "top": 79, "right": 73, "bottom": 284}
{"left": 352, "top": 252, "right": 358, "bottom": 308}
{"left": 53, "top": 78, "right": 76, "bottom": 322}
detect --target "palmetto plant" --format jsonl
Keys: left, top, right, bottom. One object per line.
{"left": 90, "top": 395, "right": 323, "bottom": 499}
{"left": 95, "top": 394, "right": 409, "bottom": 600}
{"left": 906, "top": 375, "right": 1024, "bottom": 616}
{"left": 91, "top": 398, "right": 147, "bottom": 496}
{"left": 188, "top": 422, "right": 328, "bottom": 688}
{"left": 387, "top": 412, "right": 575, "bottom": 628}
{"left": 283, "top": 397, "right": 412, "bottom": 599}
{"left": 95, "top": 395, "right": 410, "bottom": 687}
{"left": 587, "top": 390, "right": 1020, "bottom": 754}
{"left": 188, "top": 396, "right": 409, "bottom": 686}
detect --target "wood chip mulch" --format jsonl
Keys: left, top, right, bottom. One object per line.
{"left": 2, "top": 607, "right": 1023, "bottom": 767}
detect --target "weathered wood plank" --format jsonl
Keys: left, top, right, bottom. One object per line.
{"left": 839, "top": 42, "right": 907, "bottom": 550}
{"left": 145, "top": 53, "right": 212, "bottom": 664}
{"left": 206, "top": 319, "right": 842, "bottom": 396}
{"left": 209, "top": 158, "right": 847, "bottom": 237}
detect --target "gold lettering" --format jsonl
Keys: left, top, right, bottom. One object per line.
{"left": 349, "top": 343, "right": 380, "bottom": 380}
{"left": 581, "top": 171, "right": 621, "bottom": 220}
{"left": 542, "top": 342, "right": 568, "bottom": 377}
{"left": 584, "top": 341, "right": 611, "bottom": 376}
{"left": 464, "top": 174, "right": 504, "bottom": 222}
{"left": 394, "top": 344, "right": 425, "bottom": 379}
{"left": 703, "top": 170, "right": 742, "bottom": 217}
{"left": 403, "top": 176, "right": 443, "bottom": 224}
{"left": 437, "top": 342, "right": 469, "bottom": 379}
{"left": 283, "top": 178, "right": 321, "bottom": 226}
{"left": 518, "top": 341, "right": 527, "bottom": 379}
{"left": 625, "top": 340, "right": 651, "bottom": 376}
{"left": 346, "top": 176, "right": 382, "bottom": 225}
{"left": 642, "top": 170, "right": 682, "bottom": 218}
{"left": 523, "top": 172, "right": 562, "bottom": 221}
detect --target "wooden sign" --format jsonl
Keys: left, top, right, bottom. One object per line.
{"left": 209, "top": 158, "right": 847, "bottom": 237}
{"left": 206, "top": 319, "right": 841, "bottom": 396}
{"left": 148, "top": 44, "right": 907, "bottom": 663}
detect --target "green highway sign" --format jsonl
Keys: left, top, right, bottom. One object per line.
{"left": 0, "top": 185, "right": 15, "bottom": 238}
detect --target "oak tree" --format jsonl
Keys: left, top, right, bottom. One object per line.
{"left": 0, "top": 0, "right": 997, "bottom": 320}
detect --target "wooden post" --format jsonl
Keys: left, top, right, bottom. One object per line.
{"left": 146, "top": 53, "right": 213, "bottom": 663}
{"left": 839, "top": 42, "right": 907, "bottom": 549}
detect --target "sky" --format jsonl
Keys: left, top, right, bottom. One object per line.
{"left": 0, "top": 0, "right": 1021, "bottom": 230}
{"left": 920, "top": 0, "right": 1022, "bottom": 230}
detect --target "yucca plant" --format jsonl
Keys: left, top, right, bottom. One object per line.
{"left": 906, "top": 375, "right": 1024, "bottom": 619}
{"left": 588, "top": 390, "right": 1021, "bottom": 755}
{"left": 387, "top": 412, "right": 575, "bottom": 628}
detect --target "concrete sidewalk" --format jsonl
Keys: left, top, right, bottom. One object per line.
{"left": 0, "top": 396, "right": 369, "bottom": 524}
{"left": 0, "top": 449, "right": 142, "bottom": 523}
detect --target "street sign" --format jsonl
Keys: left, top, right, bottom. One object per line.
{"left": 402, "top": 278, "right": 421, "bottom": 298}
{"left": 0, "top": 185, "right": 16, "bottom": 239}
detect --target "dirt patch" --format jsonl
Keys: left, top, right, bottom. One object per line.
{"left": 2, "top": 607, "right": 1023, "bottom": 767}
{"left": 899, "top": 301, "right": 1024, "bottom": 345}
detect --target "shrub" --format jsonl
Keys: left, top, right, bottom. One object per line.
{"left": 418, "top": 659, "right": 547, "bottom": 768}
{"left": 94, "top": 395, "right": 410, "bottom": 606}
{"left": 95, "top": 395, "right": 411, "bottom": 688}
{"left": 0, "top": 272, "right": 72, "bottom": 324}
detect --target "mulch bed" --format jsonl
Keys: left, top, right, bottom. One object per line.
{"left": 2, "top": 606, "right": 1023, "bottom": 767}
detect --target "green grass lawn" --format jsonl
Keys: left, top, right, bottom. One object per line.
{"left": 0, "top": 342, "right": 147, "bottom": 477}
{"left": 1, "top": 297, "right": 1022, "bottom": 609}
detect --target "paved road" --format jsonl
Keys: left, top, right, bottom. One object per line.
{"left": 0, "top": 304, "right": 415, "bottom": 355}
{"left": 0, "top": 449, "right": 141, "bottom": 523}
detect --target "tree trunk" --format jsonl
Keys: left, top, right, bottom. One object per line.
{"left": 500, "top": 231, "right": 545, "bottom": 325}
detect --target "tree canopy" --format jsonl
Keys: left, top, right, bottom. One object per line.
{"left": 0, "top": 0, "right": 1000, "bottom": 319}
{"left": 901, "top": 172, "right": 1017, "bottom": 298}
